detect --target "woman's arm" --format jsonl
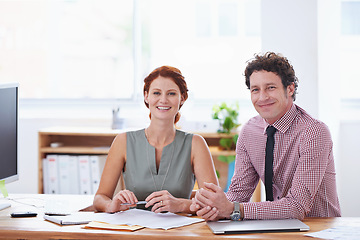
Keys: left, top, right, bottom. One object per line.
{"left": 93, "top": 133, "right": 136, "bottom": 212}
{"left": 191, "top": 134, "right": 219, "bottom": 189}
{"left": 177, "top": 134, "right": 219, "bottom": 214}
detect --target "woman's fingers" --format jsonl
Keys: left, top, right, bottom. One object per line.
{"left": 197, "top": 206, "right": 219, "bottom": 221}
{"left": 145, "top": 190, "right": 168, "bottom": 209}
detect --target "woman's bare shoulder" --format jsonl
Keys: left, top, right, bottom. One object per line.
{"left": 191, "top": 133, "right": 207, "bottom": 146}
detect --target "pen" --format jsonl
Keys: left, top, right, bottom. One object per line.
{"left": 121, "top": 201, "right": 147, "bottom": 206}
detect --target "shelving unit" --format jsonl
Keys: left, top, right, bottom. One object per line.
{"left": 38, "top": 127, "right": 120, "bottom": 194}
{"left": 38, "top": 127, "right": 260, "bottom": 201}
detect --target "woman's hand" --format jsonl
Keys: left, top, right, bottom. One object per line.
{"left": 106, "top": 189, "right": 138, "bottom": 213}
{"left": 145, "top": 190, "right": 185, "bottom": 213}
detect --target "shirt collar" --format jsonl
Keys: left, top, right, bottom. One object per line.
{"left": 262, "top": 103, "right": 297, "bottom": 134}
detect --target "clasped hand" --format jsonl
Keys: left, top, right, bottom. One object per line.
{"left": 190, "top": 182, "right": 232, "bottom": 221}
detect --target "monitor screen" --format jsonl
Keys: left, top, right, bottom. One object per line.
{"left": 0, "top": 83, "right": 19, "bottom": 184}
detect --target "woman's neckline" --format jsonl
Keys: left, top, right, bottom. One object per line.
{"left": 143, "top": 128, "right": 178, "bottom": 149}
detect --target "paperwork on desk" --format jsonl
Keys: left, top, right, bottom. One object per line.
{"left": 93, "top": 209, "right": 204, "bottom": 230}
{"left": 84, "top": 221, "right": 144, "bottom": 231}
{"left": 305, "top": 226, "right": 360, "bottom": 240}
{"left": 44, "top": 209, "right": 204, "bottom": 230}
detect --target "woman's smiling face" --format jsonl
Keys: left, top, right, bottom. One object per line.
{"left": 144, "top": 76, "right": 184, "bottom": 122}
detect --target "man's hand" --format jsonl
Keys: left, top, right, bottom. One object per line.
{"left": 190, "top": 182, "right": 234, "bottom": 221}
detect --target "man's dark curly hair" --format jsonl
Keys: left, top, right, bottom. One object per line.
{"left": 244, "top": 52, "right": 299, "bottom": 101}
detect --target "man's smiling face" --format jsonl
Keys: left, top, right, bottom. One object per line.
{"left": 249, "top": 70, "right": 295, "bottom": 124}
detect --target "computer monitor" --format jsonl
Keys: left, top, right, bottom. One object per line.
{"left": 0, "top": 83, "right": 19, "bottom": 211}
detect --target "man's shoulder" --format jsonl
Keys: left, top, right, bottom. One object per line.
{"left": 295, "top": 105, "right": 326, "bottom": 127}
{"left": 294, "top": 105, "right": 331, "bottom": 136}
{"left": 240, "top": 115, "right": 265, "bottom": 135}
{"left": 246, "top": 114, "right": 264, "bottom": 125}
{"left": 243, "top": 115, "right": 265, "bottom": 129}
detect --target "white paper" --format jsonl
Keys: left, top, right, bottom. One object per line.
{"left": 305, "top": 226, "right": 360, "bottom": 240}
{"left": 92, "top": 209, "right": 204, "bottom": 230}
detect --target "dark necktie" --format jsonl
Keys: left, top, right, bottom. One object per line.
{"left": 265, "top": 125, "right": 277, "bottom": 201}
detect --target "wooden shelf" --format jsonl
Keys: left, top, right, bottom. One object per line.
{"left": 40, "top": 146, "right": 111, "bottom": 155}
{"left": 38, "top": 127, "right": 237, "bottom": 194}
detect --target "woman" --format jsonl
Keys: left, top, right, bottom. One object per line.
{"left": 93, "top": 66, "right": 218, "bottom": 214}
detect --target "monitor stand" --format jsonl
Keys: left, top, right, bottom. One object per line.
{"left": 0, "top": 202, "right": 11, "bottom": 211}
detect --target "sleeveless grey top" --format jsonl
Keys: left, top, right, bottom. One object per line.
{"left": 123, "top": 129, "right": 195, "bottom": 201}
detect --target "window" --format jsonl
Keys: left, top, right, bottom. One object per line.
{"left": 0, "top": 0, "right": 134, "bottom": 99}
{"left": 341, "top": 0, "right": 360, "bottom": 35}
{"left": 340, "top": 0, "right": 360, "bottom": 100}
{"left": 0, "top": 0, "right": 260, "bottom": 101}
{"left": 139, "top": 0, "right": 261, "bottom": 100}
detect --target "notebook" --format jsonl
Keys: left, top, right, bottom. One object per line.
{"left": 207, "top": 218, "right": 310, "bottom": 235}
{"left": 44, "top": 200, "right": 71, "bottom": 216}
{"left": 44, "top": 212, "right": 96, "bottom": 225}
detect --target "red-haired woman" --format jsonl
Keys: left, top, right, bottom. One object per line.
{"left": 94, "top": 66, "right": 219, "bottom": 214}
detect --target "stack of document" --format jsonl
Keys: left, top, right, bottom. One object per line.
{"left": 44, "top": 209, "right": 204, "bottom": 230}
{"left": 92, "top": 209, "right": 204, "bottom": 230}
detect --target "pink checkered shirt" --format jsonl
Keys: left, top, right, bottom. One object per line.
{"left": 226, "top": 104, "right": 341, "bottom": 220}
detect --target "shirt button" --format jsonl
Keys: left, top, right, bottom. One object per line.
{"left": 277, "top": 196, "right": 280, "bottom": 199}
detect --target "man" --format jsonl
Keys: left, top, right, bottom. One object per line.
{"left": 190, "top": 52, "right": 341, "bottom": 221}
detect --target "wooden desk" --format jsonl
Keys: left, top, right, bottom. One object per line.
{"left": 0, "top": 194, "right": 351, "bottom": 239}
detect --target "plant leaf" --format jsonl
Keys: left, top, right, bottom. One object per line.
{"left": 219, "top": 138, "right": 232, "bottom": 150}
{"left": 226, "top": 155, "right": 236, "bottom": 163}
{"left": 218, "top": 155, "right": 235, "bottom": 164}
{"left": 215, "top": 170, "right": 220, "bottom": 178}
{"left": 233, "top": 134, "right": 239, "bottom": 145}
{"left": 217, "top": 155, "right": 228, "bottom": 163}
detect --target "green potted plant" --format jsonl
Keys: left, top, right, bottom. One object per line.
{"left": 212, "top": 102, "right": 240, "bottom": 162}
{"left": 212, "top": 102, "right": 240, "bottom": 190}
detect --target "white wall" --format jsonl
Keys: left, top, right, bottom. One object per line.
{"left": 337, "top": 121, "right": 360, "bottom": 217}
{"left": 261, "top": 0, "right": 319, "bottom": 117}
